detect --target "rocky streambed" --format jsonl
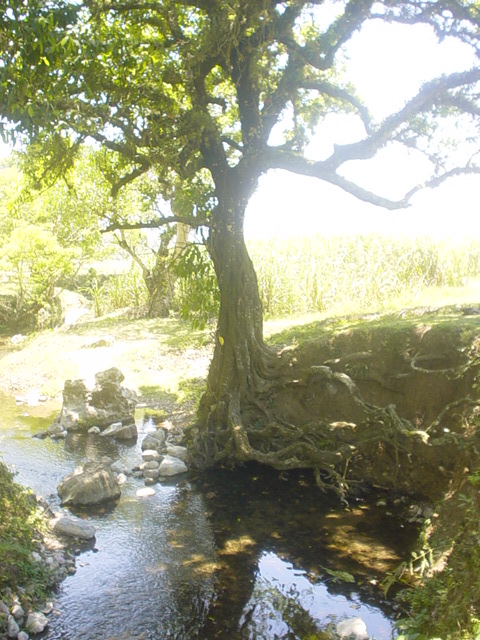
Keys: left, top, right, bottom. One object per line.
{"left": 0, "top": 373, "right": 424, "bottom": 640}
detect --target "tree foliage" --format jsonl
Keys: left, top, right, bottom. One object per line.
{"left": 1, "top": 0, "right": 480, "bottom": 473}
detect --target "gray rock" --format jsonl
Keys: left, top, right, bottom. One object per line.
{"left": 143, "top": 460, "right": 160, "bottom": 470}
{"left": 141, "top": 430, "right": 166, "bottom": 452}
{"left": 117, "top": 473, "right": 127, "bottom": 485}
{"left": 88, "top": 426, "right": 101, "bottom": 434}
{"left": 12, "top": 603, "right": 25, "bottom": 620}
{"left": 159, "top": 455, "right": 188, "bottom": 477}
{"left": 50, "top": 515, "right": 96, "bottom": 540}
{"left": 143, "top": 469, "right": 160, "bottom": 480}
{"left": 55, "top": 367, "right": 137, "bottom": 432}
{"left": 100, "top": 421, "right": 137, "bottom": 440}
{"left": 47, "top": 422, "right": 64, "bottom": 437}
{"left": 17, "top": 632, "right": 29, "bottom": 640}
{"left": 12, "top": 602, "right": 25, "bottom": 620}
{"left": 7, "top": 614, "right": 20, "bottom": 638}
{"left": 142, "top": 449, "right": 162, "bottom": 462}
{"left": 25, "top": 612, "right": 49, "bottom": 635}
{"left": 57, "top": 461, "right": 121, "bottom": 506}
{"left": 336, "top": 617, "right": 369, "bottom": 640}
{"left": 0, "top": 601, "right": 9, "bottom": 616}
{"left": 166, "top": 443, "right": 188, "bottom": 461}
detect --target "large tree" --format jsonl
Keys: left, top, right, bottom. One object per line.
{"left": 2, "top": 0, "right": 480, "bottom": 488}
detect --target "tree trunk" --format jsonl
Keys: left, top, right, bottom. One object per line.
{"left": 192, "top": 186, "right": 279, "bottom": 466}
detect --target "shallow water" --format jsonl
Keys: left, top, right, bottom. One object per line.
{"left": 0, "top": 394, "right": 415, "bottom": 639}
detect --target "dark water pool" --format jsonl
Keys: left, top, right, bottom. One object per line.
{"left": 0, "top": 394, "right": 416, "bottom": 639}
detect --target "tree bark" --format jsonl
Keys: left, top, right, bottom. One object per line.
{"left": 193, "top": 179, "right": 280, "bottom": 466}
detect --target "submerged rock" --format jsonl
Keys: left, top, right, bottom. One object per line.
{"left": 50, "top": 515, "right": 96, "bottom": 540}
{"left": 57, "top": 461, "right": 121, "bottom": 506}
{"left": 136, "top": 487, "right": 156, "bottom": 497}
{"left": 100, "top": 421, "right": 137, "bottom": 440}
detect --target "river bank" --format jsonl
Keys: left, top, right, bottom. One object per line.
{"left": 1, "top": 306, "right": 479, "bottom": 638}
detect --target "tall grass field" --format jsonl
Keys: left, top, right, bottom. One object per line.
{"left": 248, "top": 234, "right": 480, "bottom": 318}
{"left": 83, "top": 233, "right": 480, "bottom": 324}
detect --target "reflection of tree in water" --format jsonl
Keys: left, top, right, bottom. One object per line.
{"left": 196, "top": 464, "right": 416, "bottom": 639}
{"left": 239, "top": 567, "right": 330, "bottom": 640}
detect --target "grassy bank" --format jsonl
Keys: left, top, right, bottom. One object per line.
{"left": 0, "top": 462, "right": 49, "bottom": 604}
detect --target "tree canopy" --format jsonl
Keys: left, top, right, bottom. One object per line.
{"left": 2, "top": 1, "right": 480, "bottom": 210}
{"left": 2, "top": 0, "right": 480, "bottom": 478}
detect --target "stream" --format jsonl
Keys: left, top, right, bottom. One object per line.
{"left": 0, "top": 393, "right": 417, "bottom": 639}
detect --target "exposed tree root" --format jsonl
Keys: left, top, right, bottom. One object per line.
{"left": 188, "top": 314, "right": 480, "bottom": 502}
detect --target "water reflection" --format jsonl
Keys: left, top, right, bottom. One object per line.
{"left": 0, "top": 393, "right": 416, "bottom": 639}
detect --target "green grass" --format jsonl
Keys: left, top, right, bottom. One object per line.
{"left": 0, "top": 462, "right": 50, "bottom": 604}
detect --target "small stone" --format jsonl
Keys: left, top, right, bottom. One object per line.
{"left": 31, "top": 552, "right": 42, "bottom": 563}
{"left": 17, "top": 632, "right": 30, "bottom": 640}
{"left": 0, "top": 601, "right": 9, "bottom": 615}
{"left": 144, "top": 477, "right": 156, "bottom": 486}
{"left": 136, "top": 487, "right": 156, "bottom": 497}
{"left": 88, "top": 426, "right": 101, "bottom": 434}
{"left": 7, "top": 614, "right": 20, "bottom": 638}
{"left": 12, "top": 603, "right": 25, "bottom": 620}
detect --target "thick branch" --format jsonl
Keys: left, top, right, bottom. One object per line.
{"left": 324, "top": 68, "right": 480, "bottom": 171}
{"left": 102, "top": 214, "right": 209, "bottom": 234}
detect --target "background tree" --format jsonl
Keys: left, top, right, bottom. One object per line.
{"left": 0, "top": 153, "right": 104, "bottom": 330}
{"left": 2, "top": 0, "right": 480, "bottom": 482}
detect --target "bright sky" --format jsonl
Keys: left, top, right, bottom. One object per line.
{"left": 245, "top": 17, "right": 480, "bottom": 240}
